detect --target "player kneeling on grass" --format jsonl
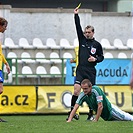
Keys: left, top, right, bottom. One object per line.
{"left": 67, "top": 79, "right": 133, "bottom": 122}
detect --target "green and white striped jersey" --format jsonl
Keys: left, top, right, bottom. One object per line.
{"left": 76, "top": 85, "right": 112, "bottom": 120}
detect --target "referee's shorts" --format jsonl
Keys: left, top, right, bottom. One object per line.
{"left": 75, "top": 65, "right": 96, "bottom": 85}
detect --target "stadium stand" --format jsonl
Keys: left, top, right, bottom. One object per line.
{"left": 7, "top": 51, "right": 22, "bottom": 64}
{"left": 63, "top": 52, "right": 73, "bottom": 63}
{"left": 50, "top": 52, "right": 62, "bottom": 64}
{"left": 22, "top": 66, "right": 33, "bottom": 74}
{"left": 100, "top": 38, "right": 115, "bottom": 49}
{"left": 63, "top": 52, "right": 73, "bottom": 58}
{"left": 35, "top": 52, "right": 51, "bottom": 63}
{"left": 19, "top": 38, "right": 34, "bottom": 49}
{"left": 46, "top": 38, "right": 60, "bottom": 49}
{"left": 104, "top": 52, "right": 113, "bottom": 58}
{"left": 4, "top": 37, "right": 19, "bottom": 49}
{"left": 113, "top": 38, "right": 128, "bottom": 49}
{"left": 36, "top": 66, "right": 47, "bottom": 75}
{"left": 33, "top": 38, "right": 47, "bottom": 49}
{"left": 21, "top": 52, "right": 36, "bottom": 63}
{"left": 126, "top": 39, "right": 133, "bottom": 49}
{"left": 73, "top": 38, "right": 79, "bottom": 47}
{"left": 20, "top": 65, "right": 37, "bottom": 78}
{"left": 36, "top": 65, "right": 49, "bottom": 84}
{"left": 60, "top": 38, "right": 74, "bottom": 49}
{"left": 50, "top": 66, "right": 61, "bottom": 74}
{"left": 131, "top": 53, "right": 133, "bottom": 58}
{"left": 4, "top": 37, "right": 133, "bottom": 85}
{"left": 117, "top": 52, "right": 127, "bottom": 58}
{"left": 7, "top": 52, "right": 17, "bottom": 63}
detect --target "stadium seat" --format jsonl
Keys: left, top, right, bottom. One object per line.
{"left": 118, "top": 52, "right": 127, "bottom": 58}
{"left": 19, "top": 38, "right": 34, "bottom": 49}
{"left": 36, "top": 52, "right": 50, "bottom": 63}
{"left": 63, "top": 52, "right": 73, "bottom": 63}
{"left": 113, "top": 38, "right": 128, "bottom": 49}
{"left": 22, "top": 66, "right": 33, "bottom": 74}
{"left": 7, "top": 52, "right": 17, "bottom": 63}
{"left": 63, "top": 52, "right": 73, "bottom": 59}
{"left": 131, "top": 53, "right": 133, "bottom": 58}
{"left": 33, "top": 38, "right": 47, "bottom": 49}
{"left": 50, "top": 52, "right": 62, "bottom": 64}
{"left": 7, "top": 52, "right": 22, "bottom": 64}
{"left": 60, "top": 38, "right": 74, "bottom": 49}
{"left": 12, "top": 66, "right": 16, "bottom": 74}
{"left": 36, "top": 66, "right": 48, "bottom": 83}
{"left": 4, "top": 37, "right": 19, "bottom": 49}
{"left": 104, "top": 52, "right": 113, "bottom": 58}
{"left": 100, "top": 38, "right": 115, "bottom": 49}
{"left": 21, "top": 52, "right": 35, "bottom": 63}
{"left": 36, "top": 66, "right": 47, "bottom": 74}
{"left": 73, "top": 38, "right": 79, "bottom": 47}
{"left": 21, "top": 65, "right": 37, "bottom": 78}
{"left": 126, "top": 39, "right": 133, "bottom": 49}
{"left": 50, "top": 66, "right": 61, "bottom": 74}
{"left": 46, "top": 38, "right": 60, "bottom": 49}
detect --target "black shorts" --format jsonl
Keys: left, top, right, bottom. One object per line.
{"left": 75, "top": 65, "right": 96, "bottom": 85}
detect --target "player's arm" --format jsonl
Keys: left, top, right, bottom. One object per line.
{"left": 70, "top": 58, "right": 76, "bottom": 63}
{"left": 67, "top": 103, "right": 79, "bottom": 122}
{"left": 93, "top": 102, "right": 103, "bottom": 122}
{"left": 2, "top": 54, "right": 10, "bottom": 74}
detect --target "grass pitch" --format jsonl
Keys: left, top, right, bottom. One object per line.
{"left": 0, "top": 115, "right": 133, "bottom": 133}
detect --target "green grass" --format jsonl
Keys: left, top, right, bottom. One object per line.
{"left": 0, "top": 115, "right": 133, "bottom": 133}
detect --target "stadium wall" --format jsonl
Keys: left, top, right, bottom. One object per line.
{"left": 0, "top": 85, "right": 133, "bottom": 114}
{"left": 0, "top": 5, "right": 132, "bottom": 47}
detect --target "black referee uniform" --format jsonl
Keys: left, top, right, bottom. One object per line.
{"left": 74, "top": 14, "right": 104, "bottom": 85}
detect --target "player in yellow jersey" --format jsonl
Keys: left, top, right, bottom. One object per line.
{"left": 0, "top": 17, "right": 11, "bottom": 122}
{"left": 69, "top": 46, "right": 79, "bottom": 120}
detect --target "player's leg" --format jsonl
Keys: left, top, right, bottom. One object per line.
{"left": 0, "top": 118, "right": 7, "bottom": 122}
{"left": 66, "top": 66, "right": 83, "bottom": 120}
{"left": 72, "top": 83, "right": 81, "bottom": 120}
{"left": 66, "top": 83, "right": 81, "bottom": 120}
{"left": 111, "top": 104, "right": 133, "bottom": 121}
{"left": 0, "top": 73, "right": 4, "bottom": 94}
{"left": 71, "top": 84, "right": 81, "bottom": 109}
{"left": 87, "top": 108, "right": 94, "bottom": 120}
{"left": 0, "top": 73, "right": 7, "bottom": 122}
{"left": 72, "top": 76, "right": 80, "bottom": 119}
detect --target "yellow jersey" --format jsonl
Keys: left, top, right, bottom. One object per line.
{"left": 74, "top": 46, "right": 79, "bottom": 67}
{"left": 73, "top": 46, "right": 79, "bottom": 76}
{"left": 0, "top": 43, "right": 7, "bottom": 70}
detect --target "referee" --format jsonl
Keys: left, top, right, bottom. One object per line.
{"left": 67, "top": 7, "right": 104, "bottom": 121}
